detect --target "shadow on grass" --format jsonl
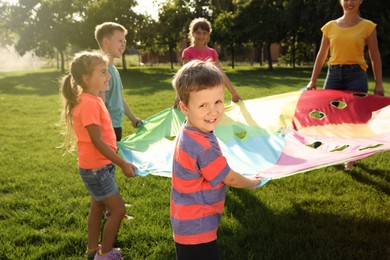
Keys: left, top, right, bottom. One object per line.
{"left": 120, "top": 68, "right": 175, "bottom": 96}
{"left": 0, "top": 67, "right": 321, "bottom": 98}
{"left": 228, "top": 67, "right": 315, "bottom": 90}
{"left": 0, "top": 70, "right": 63, "bottom": 96}
{"left": 222, "top": 188, "right": 390, "bottom": 260}
{"left": 119, "top": 66, "right": 322, "bottom": 99}
{"left": 348, "top": 164, "right": 390, "bottom": 196}
{"left": 0, "top": 66, "right": 383, "bottom": 99}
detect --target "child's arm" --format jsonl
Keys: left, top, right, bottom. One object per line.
{"left": 86, "top": 124, "right": 136, "bottom": 177}
{"left": 214, "top": 60, "right": 241, "bottom": 102}
{"left": 223, "top": 169, "right": 262, "bottom": 188}
{"left": 172, "top": 57, "right": 190, "bottom": 108}
{"left": 122, "top": 94, "right": 143, "bottom": 128}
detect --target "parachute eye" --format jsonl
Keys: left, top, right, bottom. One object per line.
{"left": 306, "top": 141, "right": 323, "bottom": 149}
{"left": 330, "top": 145, "right": 349, "bottom": 152}
{"left": 359, "top": 144, "right": 383, "bottom": 151}
{"left": 330, "top": 100, "right": 347, "bottom": 109}
{"left": 235, "top": 131, "right": 247, "bottom": 139}
{"left": 309, "top": 110, "right": 326, "bottom": 120}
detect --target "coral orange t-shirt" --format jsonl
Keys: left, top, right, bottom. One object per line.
{"left": 73, "top": 93, "right": 117, "bottom": 169}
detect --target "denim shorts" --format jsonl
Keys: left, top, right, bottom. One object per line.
{"left": 323, "top": 64, "right": 368, "bottom": 93}
{"left": 78, "top": 164, "right": 119, "bottom": 201}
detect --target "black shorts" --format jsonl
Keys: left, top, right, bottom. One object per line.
{"left": 175, "top": 240, "right": 221, "bottom": 260}
{"left": 114, "top": 127, "right": 122, "bottom": 142}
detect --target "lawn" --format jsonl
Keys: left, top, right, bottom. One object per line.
{"left": 0, "top": 65, "right": 389, "bottom": 259}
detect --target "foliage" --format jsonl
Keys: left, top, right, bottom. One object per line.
{"left": 77, "top": 0, "right": 139, "bottom": 50}
{"left": 6, "top": 0, "right": 85, "bottom": 72}
{"left": 157, "top": 0, "right": 190, "bottom": 69}
{"left": 235, "top": 0, "right": 287, "bottom": 69}
{"left": 214, "top": 11, "right": 239, "bottom": 67}
{"left": 0, "top": 2, "right": 16, "bottom": 46}
{"left": 377, "top": 11, "right": 390, "bottom": 74}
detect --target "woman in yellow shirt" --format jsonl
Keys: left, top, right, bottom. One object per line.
{"left": 306, "top": 0, "right": 384, "bottom": 170}
{"left": 306, "top": 0, "right": 384, "bottom": 96}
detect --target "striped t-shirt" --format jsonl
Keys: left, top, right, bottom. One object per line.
{"left": 170, "top": 125, "right": 231, "bottom": 245}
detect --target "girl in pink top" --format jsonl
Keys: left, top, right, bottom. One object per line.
{"left": 60, "top": 51, "right": 137, "bottom": 259}
{"left": 173, "top": 17, "right": 241, "bottom": 107}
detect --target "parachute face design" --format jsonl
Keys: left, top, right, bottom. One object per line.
{"left": 118, "top": 90, "right": 390, "bottom": 180}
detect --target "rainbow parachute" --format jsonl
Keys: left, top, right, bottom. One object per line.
{"left": 118, "top": 90, "right": 390, "bottom": 182}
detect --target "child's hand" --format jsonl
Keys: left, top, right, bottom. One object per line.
{"left": 306, "top": 81, "right": 317, "bottom": 90}
{"left": 133, "top": 119, "right": 143, "bottom": 128}
{"left": 120, "top": 162, "right": 137, "bottom": 177}
{"left": 253, "top": 176, "right": 270, "bottom": 189}
{"left": 231, "top": 93, "right": 241, "bottom": 102}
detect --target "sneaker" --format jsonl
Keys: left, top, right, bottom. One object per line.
{"left": 104, "top": 210, "right": 133, "bottom": 221}
{"left": 94, "top": 248, "right": 122, "bottom": 260}
{"left": 85, "top": 245, "right": 101, "bottom": 260}
{"left": 344, "top": 161, "right": 355, "bottom": 171}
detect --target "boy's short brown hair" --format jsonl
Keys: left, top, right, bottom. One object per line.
{"left": 172, "top": 60, "right": 224, "bottom": 106}
{"left": 94, "top": 22, "right": 127, "bottom": 48}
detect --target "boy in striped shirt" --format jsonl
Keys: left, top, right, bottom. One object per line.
{"left": 171, "top": 60, "right": 263, "bottom": 260}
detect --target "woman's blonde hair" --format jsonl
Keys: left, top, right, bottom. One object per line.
{"left": 59, "top": 51, "right": 108, "bottom": 153}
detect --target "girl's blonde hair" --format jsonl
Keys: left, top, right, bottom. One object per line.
{"left": 59, "top": 51, "right": 108, "bottom": 153}
{"left": 188, "top": 17, "right": 212, "bottom": 45}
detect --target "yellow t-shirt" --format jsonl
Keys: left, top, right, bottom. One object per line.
{"left": 322, "top": 19, "right": 376, "bottom": 71}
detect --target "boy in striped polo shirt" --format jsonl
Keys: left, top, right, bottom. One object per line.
{"left": 171, "top": 60, "right": 264, "bottom": 260}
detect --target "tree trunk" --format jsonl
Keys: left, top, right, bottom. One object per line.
{"left": 258, "top": 43, "right": 263, "bottom": 66}
{"left": 169, "top": 45, "right": 174, "bottom": 70}
{"left": 122, "top": 53, "right": 127, "bottom": 72}
{"left": 231, "top": 43, "right": 235, "bottom": 69}
{"left": 57, "top": 50, "right": 59, "bottom": 71}
{"left": 291, "top": 32, "right": 296, "bottom": 69}
{"left": 59, "top": 49, "right": 65, "bottom": 73}
{"left": 250, "top": 45, "right": 254, "bottom": 66}
{"left": 266, "top": 43, "right": 273, "bottom": 70}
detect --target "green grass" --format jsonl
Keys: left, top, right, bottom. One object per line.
{"left": 0, "top": 65, "right": 389, "bottom": 259}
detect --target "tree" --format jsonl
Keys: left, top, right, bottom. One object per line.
{"left": 157, "top": 0, "right": 190, "bottom": 69}
{"left": 360, "top": 0, "right": 390, "bottom": 74}
{"left": 0, "top": 2, "right": 17, "bottom": 46}
{"left": 135, "top": 16, "right": 159, "bottom": 64}
{"left": 7, "top": 0, "right": 85, "bottom": 72}
{"left": 214, "top": 11, "right": 239, "bottom": 68}
{"left": 237, "top": 0, "right": 287, "bottom": 70}
{"left": 76, "top": 0, "right": 140, "bottom": 71}
{"left": 5, "top": 0, "right": 142, "bottom": 72}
